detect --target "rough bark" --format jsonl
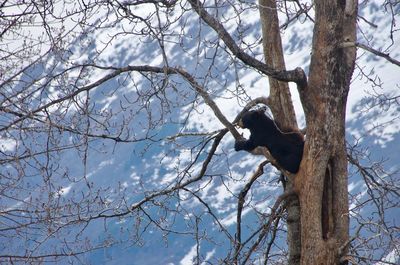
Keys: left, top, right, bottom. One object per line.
{"left": 294, "top": 0, "right": 358, "bottom": 264}
{"left": 258, "top": 0, "right": 301, "bottom": 264}
{"left": 258, "top": 0, "right": 298, "bottom": 129}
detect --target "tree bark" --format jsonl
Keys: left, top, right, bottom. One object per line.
{"left": 258, "top": 1, "right": 301, "bottom": 264}
{"left": 295, "top": 1, "right": 358, "bottom": 264}
{"left": 258, "top": 0, "right": 297, "bottom": 129}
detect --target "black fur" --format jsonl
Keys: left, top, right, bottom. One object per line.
{"left": 235, "top": 110, "right": 304, "bottom": 173}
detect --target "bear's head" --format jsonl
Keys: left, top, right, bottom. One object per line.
{"left": 237, "top": 109, "right": 266, "bottom": 129}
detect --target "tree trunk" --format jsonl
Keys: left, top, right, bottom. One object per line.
{"left": 258, "top": 1, "right": 301, "bottom": 264}
{"left": 294, "top": 1, "right": 358, "bottom": 264}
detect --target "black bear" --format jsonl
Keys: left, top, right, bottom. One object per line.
{"left": 234, "top": 109, "right": 304, "bottom": 173}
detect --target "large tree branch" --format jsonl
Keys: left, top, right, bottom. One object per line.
{"left": 2, "top": 63, "right": 281, "bottom": 167}
{"left": 1, "top": 65, "right": 242, "bottom": 139}
{"left": 258, "top": 2, "right": 302, "bottom": 263}
{"left": 259, "top": 0, "right": 299, "bottom": 130}
{"left": 186, "top": 0, "right": 307, "bottom": 88}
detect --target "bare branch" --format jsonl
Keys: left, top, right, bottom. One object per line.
{"left": 234, "top": 160, "right": 269, "bottom": 263}
{"left": 341, "top": 42, "right": 400, "bottom": 67}
{"left": 357, "top": 43, "right": 400, "bottom": 67}
{"left": 241, "top": 191, "right": 295, "bottom": 264}
{"left": 186, "top": 0, "right": 307, "bottom": 88}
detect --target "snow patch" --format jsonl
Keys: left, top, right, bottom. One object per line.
{"left": 0, "top": 137, "right": 16, "bottom": 152}
{"left": 180, "top": 245, "right": 197, "bottom": 265}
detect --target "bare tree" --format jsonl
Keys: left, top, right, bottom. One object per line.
{"left": 0, "top": 0, "right": 399, "bottom": 264}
